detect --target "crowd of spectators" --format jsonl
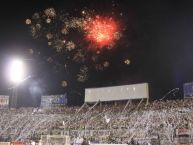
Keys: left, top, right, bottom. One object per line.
{"left": 0, "top": 99, "right": 193, "bottom": 144}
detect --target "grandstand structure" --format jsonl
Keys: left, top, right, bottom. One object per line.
{"left": 0, "top": 83, "right": 192, "bottom": 144}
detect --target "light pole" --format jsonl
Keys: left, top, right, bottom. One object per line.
{"left": 9, "top": 76, "right": 31, "bottom": 108}
{"left": 7, "top": 58, "right": 28, "bottom": 108}
{"left": 10, "top": 86, "right": 18, "bottom": 108}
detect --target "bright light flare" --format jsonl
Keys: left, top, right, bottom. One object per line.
{"left": 84, "top": 16, "right": 118, "bottom": 48}
{"left": 8, "top": 59, "right": 24, "bottom": 84}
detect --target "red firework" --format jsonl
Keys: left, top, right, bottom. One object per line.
{"left": 84, "top": 16, "right": 118, "bottom": 48}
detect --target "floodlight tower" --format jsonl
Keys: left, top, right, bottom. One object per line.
{"left": 8, "top": 59, "right": 25, "bottom": 108}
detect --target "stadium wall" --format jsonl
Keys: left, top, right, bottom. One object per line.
{"left": 0, "top": 142, "right": 10, "bottom": 145}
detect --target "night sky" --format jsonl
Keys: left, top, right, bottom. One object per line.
{"left": 0, "top": 0, "right": 193, "bottom": 107}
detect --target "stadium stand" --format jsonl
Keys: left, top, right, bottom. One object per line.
{"left": 0, "top": 99, "right": 192, "bottom": 144}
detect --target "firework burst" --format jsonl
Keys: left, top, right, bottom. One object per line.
{"left": 84, "top": 16, "right": 119, "bottom": 48}
{"left": 26, "top": 7, "right": 123, "bottom": 82}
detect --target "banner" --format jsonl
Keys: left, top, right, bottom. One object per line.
{"left": 62, "top": 130, "right": 111, "bottom": 137}
{"left": 184, "top": 82, "right": 193, "bottom": 98}
{"left": 41, "top": 135, "right": 70, "bottom": 145}
{"left": 176, "top": 128, "right": 191, "bottom": 136}
{"left": 41, "top": 94, "right": 67, "bottom": 108}
{"left": 0, "top": 95, "right": 9, "bottom": 109}
{"left": 10, "top": 141, "right": 25, "bottom": 145}
{"left": 0, "top": 142, "right": 10, "bottom": 145}
{"left": 174, "top": 137, "right": 192, "bottom": 144}
{"left": 90, "top": 144, "right": 127, "bottom": 145}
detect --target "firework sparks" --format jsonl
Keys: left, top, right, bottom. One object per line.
{"left": 46, "top": 18, "right": 52, "bottom": 24}
{"left": 53, "top": 40, "right": 65, "bottom": 52}
{"left": 27, "top": 7, "right": 124, "bottom": 82}
{"left": 32, "top": 13, "right": 40, "bottom": 20}
{"left": 77, "top": 65, "right": 88, "bottom": 82}
{"left": 44, "top": 8, "right": 56, "bottom": 18}
{"left": 25, "top": 19, "right": 32, "bottom": 25}
{"left": 66, "top": 41, "right": 76, "bottom": 51}
{"left": 103, "top": 61, "right": 110, "bottom": 67}
{"left": 73, "top": 49, "right": 86, "bottom": 63}
{"left": 46, "top": 33, "right": 53, "bottom": 40}
{"left": 124, "top": 59, "right": 131, "bottom": 65}
{"left": 61, "top": 80, "right": 68, "bottom": 87}
{"left": 61, "top": 28, "right": 68, "bottom": 35}
{"left": 48, "top": 41, "right": 52, "bottom": 46}
{"left": 84, "top": 16, "right": 119, "bottom": 48}
{"left": 30, "top": 26, "right": 37, "bottom": 38}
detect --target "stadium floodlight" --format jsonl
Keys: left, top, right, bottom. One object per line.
{"left": 8, "top": 59, "right": 25, "bottom": 84}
